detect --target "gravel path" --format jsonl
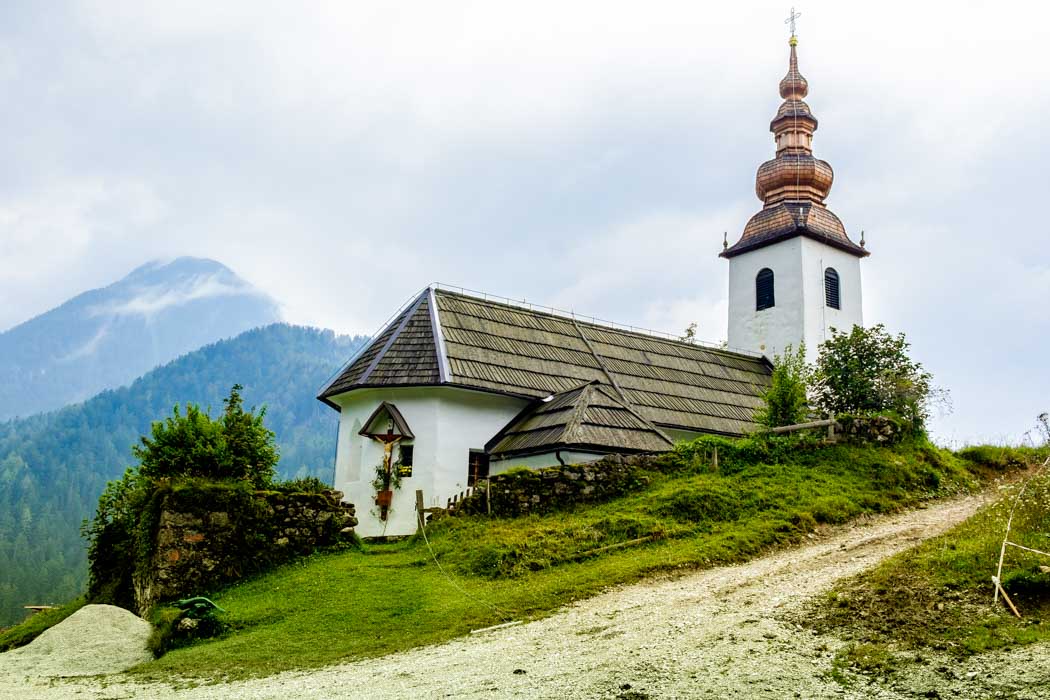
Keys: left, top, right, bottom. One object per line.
{"left": 4, "top": 493, "right": 1046, "bottom": 699}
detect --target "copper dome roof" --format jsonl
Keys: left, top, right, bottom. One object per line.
{"left": 722, "top": 39, "right": 867, "bottom": 260}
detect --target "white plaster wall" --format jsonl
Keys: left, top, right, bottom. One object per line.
{"left": 727, "top": 237, "right": 805, "bottom": 360}
{"left": 799, "top": 237, "right": 864, "bottom": 360}
{"left": 490, "top": 450, "right": 604, "bottom": 474}
{"left": 331, "top": 387, "right": 527, "bottom": 537}
{"left": 727, "top": 236, "right": 864, "bottom": 364}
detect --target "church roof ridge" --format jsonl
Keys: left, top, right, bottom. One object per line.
{"left": 319, "top": 286, "right": 773, "bottom": 436}
{"left": 429, "top": 283, "right": 762, "bottom": 358}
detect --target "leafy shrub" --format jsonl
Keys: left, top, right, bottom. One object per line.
{"left": 85, "top": 386, "right": 275, "bottom": 598}
{"left": 754, "top": 344, "right": 810, "bottom": 428}
{"left": 135, "top": 384, "right": 277, "bottom": 488}
{"left": 812, "top": 324, "right": 939, "bottom": 431}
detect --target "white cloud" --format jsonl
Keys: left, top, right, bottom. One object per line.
{"left": 2, "top": 0, "right": 1048, "bottom": 441}
{"left": 0, "top": 179, "right": 168, "bottom": 329}
{"left": 89, "top": 271, "right": 263, "bottom": 318}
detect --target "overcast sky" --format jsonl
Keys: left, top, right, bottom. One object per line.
{"left": 1, "top": 1, "right": 1047, "bottom": 444}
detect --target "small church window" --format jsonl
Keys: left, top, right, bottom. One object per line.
{"left": 467, "top": 450, "right": 490, "bottom": 487}
{"left": 824, "top": 268, "right": 841, "bottom": 309}
{"left": 756, "top": 268, "right": 775, "bottom": 310}
{"left": 399, "top": 444, "right": 414, "bottom": 467}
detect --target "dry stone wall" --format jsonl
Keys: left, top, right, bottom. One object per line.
{"left": 455, "top": 456, "right": 652, "bottom": 518}
{"left": 133, "top": 488, "right": 357, "bottom": 614}
{"left": 837, "top": 413, "right": 910, "bottom": 445}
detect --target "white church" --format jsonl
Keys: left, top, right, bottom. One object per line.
{"left": 317, "top": 35, "right": 869, "bottom": 537}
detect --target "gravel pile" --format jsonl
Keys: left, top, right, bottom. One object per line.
{"left": 0, "top": 604, "right": 152, "bottom": 679}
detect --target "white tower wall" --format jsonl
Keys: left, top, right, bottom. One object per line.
{"left": 799, "top": 237, "right": 864, "bottom": 358}
{"left": 727, "top": 237, "right": 863, "bottom": 363}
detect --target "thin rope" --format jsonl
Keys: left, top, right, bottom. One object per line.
{"left": 415, "top": 511, "right": 514, "bottom": 621}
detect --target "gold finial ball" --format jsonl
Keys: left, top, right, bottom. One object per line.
{"left": 789, "top": 36, "right": 798, "bottom": 47}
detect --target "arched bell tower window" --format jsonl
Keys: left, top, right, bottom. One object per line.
{"left": 824, "top": 267, "right": 841, "bottom": 309}
{"left": 756, "top": 268, "right": 775, "bottom": 311}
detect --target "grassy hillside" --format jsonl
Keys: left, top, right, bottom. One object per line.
{"left": 105, "top": 436, "right": 1033, "bottom": 682}
{"left": 806, "top": 446, "right": 1050, "bottom": 676}
{"left": 0, "top": 324, "right": 365, "bottom": 627}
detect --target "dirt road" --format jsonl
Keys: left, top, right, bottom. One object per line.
{"left": 4, "top": 493, "right": 1046, "bottom": 699}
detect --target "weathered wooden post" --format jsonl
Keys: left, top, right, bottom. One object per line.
{"left": 712, "top": 446, "right": 719, "bottom": 472}
{"left": 415, "top": 489, "right": 425, "bottom": 532}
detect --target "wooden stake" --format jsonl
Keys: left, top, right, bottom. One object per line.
{"left": 415, "top": 489, "right": 425, "bottom": 533}
{"left": 992, "top": 576, "right": 1022, "bottom": 619}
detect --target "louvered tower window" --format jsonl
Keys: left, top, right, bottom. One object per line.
{"left": 756, "top": 268, "right": 775, "bottom": 311}
{"left": 824, "top": 267, "right": 841, "bottom": 309}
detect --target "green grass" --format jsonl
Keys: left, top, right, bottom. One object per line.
{"left": 124, "top": 437, "right": 1021, "bottom": 681}
{"left": 3, "top": 437, "right": 1037, "bottom": 682}
{"left": 807, "top": 447, "right": 1050, "bottom": 662}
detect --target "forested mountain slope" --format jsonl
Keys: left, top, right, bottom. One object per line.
{"left": 0, "top": 324, "right": 365, "bottom": 626}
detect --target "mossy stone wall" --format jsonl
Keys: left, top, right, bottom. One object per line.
{"left": 133, "top": 487, "right": 356, "bottom": 614}
{"left": 455, "top": 456, "right": 651, "bottom": 518}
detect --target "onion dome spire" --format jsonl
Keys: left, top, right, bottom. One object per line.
{"left": 722, "top": 36, "right": 868, "bottom": 259}
{"left": 779, "top": 39, "right": 808, "bottom": 101}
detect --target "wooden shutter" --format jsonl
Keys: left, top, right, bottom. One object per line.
{"left": 824, "top": 268, "right": 840, "bottom": 309}
{"left": 756, "top": 268, "right": 775, "bottom": 310}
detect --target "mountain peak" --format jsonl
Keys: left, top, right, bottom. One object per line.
{"left": 0, "top": 258, "right": 282, "bottom": 420}
{"left": 125, "top": 256, "right": 234, "bottom": 280}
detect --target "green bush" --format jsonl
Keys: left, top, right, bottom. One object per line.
{"left": 812, "top": 324, "right": 937, "bottom": 431}
{"left": 148, "top": 605, "right": 228, "bottom": 657}
{"left": 754, "top": 344, "right": 809, "bottom": 428}
{"left": 84, "top": 385, "right": 282, "bottom": 608}
{"left": 134, "top": 384, "right": 278, "bottom": 488}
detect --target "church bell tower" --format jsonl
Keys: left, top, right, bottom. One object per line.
{"left": 721, "top": 30, "right": 868, "bottom": 363}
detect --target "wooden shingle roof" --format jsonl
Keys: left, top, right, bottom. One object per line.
{"left": 319, "top": 287, "right": 772, "bottom": 436}
{"left": 486, "top": 380, "right": 674, "bottom": 458}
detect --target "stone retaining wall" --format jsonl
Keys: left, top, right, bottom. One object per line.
{"left": 455, "top": 456, "right": 651, "bottom": 518}
{"left": 133, "top": 489, "right": 357, "bottom": 614}
{"left": 837, "top": 414, "right": 911, "bottom": 445}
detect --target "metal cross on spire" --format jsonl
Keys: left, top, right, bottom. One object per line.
{"left": 785, "top": 7, "right": 802, "bottom": 39}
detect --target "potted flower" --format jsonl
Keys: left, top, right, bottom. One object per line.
{"left": 372, "top": 459, "right": 402, "bottom": 512}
